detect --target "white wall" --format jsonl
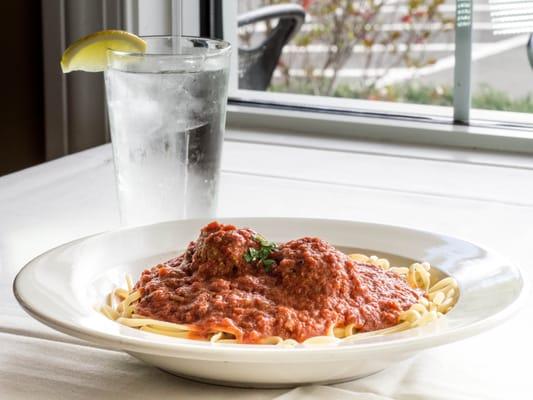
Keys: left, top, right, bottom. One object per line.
{"left": 136, "top": 0, "right": 199, "bottom": 36}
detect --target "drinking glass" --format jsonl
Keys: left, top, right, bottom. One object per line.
{"left": 104, "top": 36, "right": 231, "bottom": 226}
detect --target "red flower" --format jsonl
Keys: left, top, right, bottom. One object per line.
{"left": 301, "top": 0, "right": 313, "bottom": 10}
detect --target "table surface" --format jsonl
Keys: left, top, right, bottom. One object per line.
{"left": 1, "top": 131, "right": 532, "bottom": 399}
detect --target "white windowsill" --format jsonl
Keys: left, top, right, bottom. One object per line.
{"left": 4, "top": 124, "right": 533, "bottom": 209}
{"left": 227, "top": 101, "right": 533, "bottom": 154}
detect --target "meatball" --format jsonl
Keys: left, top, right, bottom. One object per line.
{"left": 191, "top": 221, "right": 258, "bottom": 278}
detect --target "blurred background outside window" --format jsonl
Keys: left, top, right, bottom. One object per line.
{"left": 236, "top": 0, "right": 533, "bottom": 114}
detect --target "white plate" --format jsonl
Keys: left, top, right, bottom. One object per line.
{"left": 14, "top": 218, "right": 526, "bottom": 388}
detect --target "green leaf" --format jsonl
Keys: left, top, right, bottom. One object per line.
{"left": 244, "top": 248, "right": 258, "bottom": 263}
{"left": 263, "top": 259, "right": 275, "bottom": 267}
{"left": 243, "top": 235, "right": 278, "bottom": 273}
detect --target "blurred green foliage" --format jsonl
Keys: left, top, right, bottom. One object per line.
{"left": 471, "top": 85, "right": 533, "bottom": 113}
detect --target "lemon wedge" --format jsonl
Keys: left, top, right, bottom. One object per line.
{"left": 60, "top": 30, "right": 146, "bottom": 73}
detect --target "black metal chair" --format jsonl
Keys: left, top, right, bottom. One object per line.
{"left": 238, "top": 4, "right": 306, "bottom": 91}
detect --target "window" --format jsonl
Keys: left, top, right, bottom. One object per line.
{"left": 221, "top": 1, "right": 533, "bottom": 129}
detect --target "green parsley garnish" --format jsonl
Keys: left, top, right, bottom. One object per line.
{"left": 244, "top": 235, "right": 278, "bottom": 272}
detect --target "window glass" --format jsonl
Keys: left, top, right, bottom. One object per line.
{"left": 471, "top": 0, "right": 533, "bottom": 116}
{"left": 237, "top": 0, "right": 455, "bottom": 108}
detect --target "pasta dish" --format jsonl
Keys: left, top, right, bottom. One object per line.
{"left": 101, "top": 221, "right": 458, "bottom": 345}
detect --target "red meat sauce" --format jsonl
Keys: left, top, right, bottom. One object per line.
{"left": 134, "top": 221, "right": 422, "bottom": 344}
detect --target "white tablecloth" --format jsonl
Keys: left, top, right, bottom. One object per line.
{"left": 1, "top": 141, "right": 532, "bottom": 399}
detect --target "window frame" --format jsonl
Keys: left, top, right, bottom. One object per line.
{"left": 211, "top": 1, "right": 533, "bottom": 153}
